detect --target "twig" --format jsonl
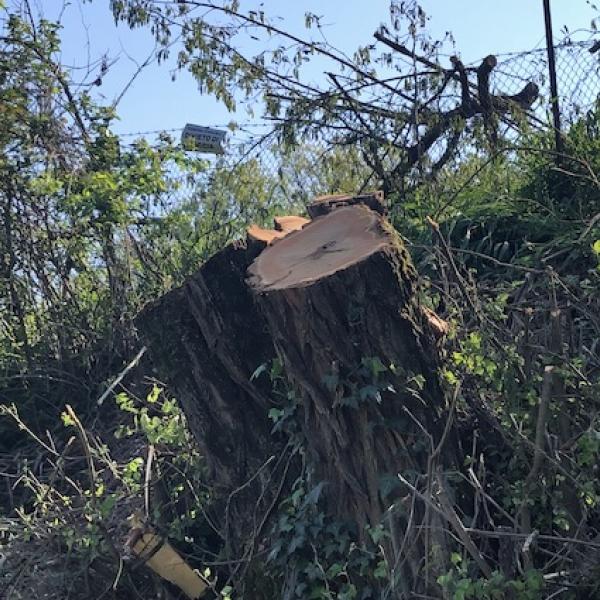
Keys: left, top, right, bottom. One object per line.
{"left": 450, "top": 246, "right": 544, "bottom": 274}
{"left": 97, "top": 346, "right": 147, "bottom": 406}
{"left": 0, "top": 404, "right": 59, "bottom": 457}
{"left": 578, "top": 210, "right": 600, "bottom": 242}
{"left": 65, "top": 404, "right": 97, "bottom": 506}
{"left": 426, "top": 216, "right": 479, "bottom": 316}
{"left": 397, "top": 473, "right": 493, "bottom": 578}
{"left": 430, "top": 382, "right": 460, "bottom": 464}
{"left": 464, "top": 528, "right": 600, "bottom": 549}
{"left": 144, "top": 444, "right": 155, "bottom": 520}
{"left": 518, "top": 366, "right": 553, "bottom": 535}
{"left": 113, "top": 42, "right": 160, "bottom": 109}
{"left": 527, "top": 366, "right": 553, "bottom": 484}
{"left": 435, "top": 473, "right": 493, "bottom": 578}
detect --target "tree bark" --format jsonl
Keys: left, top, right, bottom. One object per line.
{"left": 138, "top": 204, "right": 460, "bottom": 593}
{"left": 136, "top": 239, "right": 285, "bottom": 560}
{"left": 247, "top": 205, "right": 458, "bottom": 589}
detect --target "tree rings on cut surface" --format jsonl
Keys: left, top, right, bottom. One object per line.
{"left": 247, "top": 206, "right": 390, "bottom": 291}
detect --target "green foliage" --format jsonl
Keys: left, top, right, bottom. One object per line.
{"left": 2, "top": 2, "right": 600, "bottom": 599}
{"left": 267, "top": 478, "right": 386, "bottom": 599}
{"left": 451, "top": 332, "right": 498, "bottom": 383}
{"left": 437, "top": 556, "right": 544, "bottom": 600}
{"left": 0, "top": 385, "right": 211, "bottom": 599}
{"left": 519, "top": 107, "right": 600, "bottom": 221}
{"left": 0, "top": 6, "right": 312, "bottom": 445}
{"left": 115, "top": 384, "right": 188, "bottom": 446}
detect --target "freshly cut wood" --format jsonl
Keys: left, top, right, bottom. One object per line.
{"left": 247, "top": 216, "right": 311, "bottom": 246}
{"left": 307, "top": 190, "right": 385, "bottom": 218}
{"left": 273, "top": 215, "right": 310, "bottom": 233}
{"left": 249, "top": 206, "right": 390, "bottom": 292}
{"left": 247, "top": 224, "right": 286, "bottom": 245}
{"left": 128, "top": 514, "right": 208, "bottom": 599}
{"left": 423, "top": 305, "right": 450, "bottom": 340}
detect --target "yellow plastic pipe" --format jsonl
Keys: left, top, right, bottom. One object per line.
{"left": 131, "top": 527, "right": 208, "bottom": 599}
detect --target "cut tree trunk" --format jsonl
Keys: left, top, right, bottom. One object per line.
{"left": 247, "top": 205, "right": 458, "bottom": 589}
{"left": 136, "top": 239, "right": 287, "bottom": 561}
{"left": 137, "top": 201, "right": 462, "bottom": 594}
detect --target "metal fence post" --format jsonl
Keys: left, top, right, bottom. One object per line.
{"left": 543, "top": 0, "right": 565, "bottom": 161}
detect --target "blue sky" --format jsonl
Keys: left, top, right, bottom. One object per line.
{"left": 43, "top": 0, "right": 598, "bottom": 138}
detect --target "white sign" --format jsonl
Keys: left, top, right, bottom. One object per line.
{"left": 181, "top": 124, "right": 226, "bottom": 154}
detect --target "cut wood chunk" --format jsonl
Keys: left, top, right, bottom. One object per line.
{"left": 130, "top": 525, "right": 208, "bottom": 599}
{"left": 247, "top": 203, "right": 455, "bottom": 576}
{"left": 273, "top": 215, "right": 310, "bottom": 233}
{"left": 422, "top": 306, "right": 450, "bottom": 340}
{"left": 247, "top": 224, "right": 287, "bottom": 245}
{"left": 248, "top": 206, "right": 388, "bottom": 291}
{"left": 307, "top": 191, "right": 385, "bottom": 218}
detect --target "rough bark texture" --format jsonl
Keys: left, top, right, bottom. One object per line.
{"left": 249, "top": 207, "right": 454, "bottom": 508}
{"left": 307, "top": 191, "right": 386, "bottom": 218}
{"left": 136, "top": 239, "right": 285, "bottom": 557}
{"left": 138, "top": 203, "right": 458, "bottom": 593}
{"left": 248, "top": 206, "right": 457, "bottom": 588}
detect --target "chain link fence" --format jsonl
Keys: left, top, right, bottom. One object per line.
{"left": 125, "top": 40, "right": 600, "bottom": 206}
{"left": 492, "top": 41, "right": 600, "bottom": 122}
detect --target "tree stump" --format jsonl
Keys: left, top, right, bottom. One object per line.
{"left": 138, "top": 202, "right": 459, "bottom": 593}
{"left": 247, "top": 205, "right": 457, "bottom": 587}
